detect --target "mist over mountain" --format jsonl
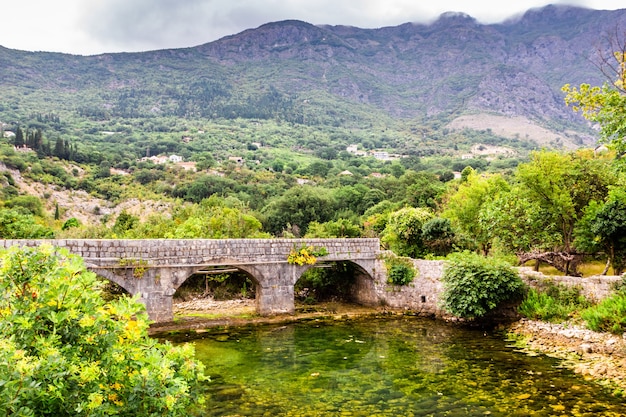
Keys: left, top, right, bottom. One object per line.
{"left": 1, "top": 5, "right": 624, "bottom": 150}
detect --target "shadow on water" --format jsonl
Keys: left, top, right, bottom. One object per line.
{"left": 167, "top": 316, "right": 626, "bottom": 416}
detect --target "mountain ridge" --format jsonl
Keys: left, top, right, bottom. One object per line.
{"left": 1, "top": 5, "right": 624, "bottom": 150}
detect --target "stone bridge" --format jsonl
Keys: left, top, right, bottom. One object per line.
{"left": 0, "top": 239, "right": 383, "bottom": 322}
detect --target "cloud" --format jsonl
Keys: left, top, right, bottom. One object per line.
{"left": 3, "top": 0, "right": 621, "bottom": 54}
{"left": 77, "top": 0, "right": 542, "bottom": 52}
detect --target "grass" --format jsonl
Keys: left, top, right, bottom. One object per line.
{"left": 524, "top": 259, "right": 613, "bottom": 277}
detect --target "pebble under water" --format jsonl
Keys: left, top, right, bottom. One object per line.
{"left": 169, "top": 316, "right": 626, "bottom": 416}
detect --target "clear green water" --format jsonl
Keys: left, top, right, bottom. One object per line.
{"left": 171, "top": 317, "right": 625, "bottom": 416}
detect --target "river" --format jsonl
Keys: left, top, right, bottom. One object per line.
{"left": 167, "top": 316, "right": 625, "bottom": 416}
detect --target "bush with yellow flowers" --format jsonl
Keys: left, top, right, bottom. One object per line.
{"left": 0, "top": 245, "right": 207, "bottom": 416}
{"left": 286, "top": 245, "right": 328, "bottom": 266}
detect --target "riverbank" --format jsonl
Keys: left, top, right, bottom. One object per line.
{"left": 506, "top": 318, "right": 626, "bottom": 395}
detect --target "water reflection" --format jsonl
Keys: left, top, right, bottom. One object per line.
{"left": 171, "top": 317, "right": 625, "bottom": 416}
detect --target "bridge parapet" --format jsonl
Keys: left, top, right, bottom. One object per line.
{"left": 0, "top": 238, "right": 381, "bottom": 267}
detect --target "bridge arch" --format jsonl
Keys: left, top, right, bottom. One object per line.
{"left": 86, "top": 264, "right": 134, "bottom": 295}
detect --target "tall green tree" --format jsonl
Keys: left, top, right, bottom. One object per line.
{"left": 441, "top": 170, "right": 509, "bottom": 255}
{"left": 479, "top": 186, "right": 560, "bottom": 263}
{"left": 562, "top": 38, "right": 626, "bottom": 153}
{"left": 381, "top": 206, "right": 433, "bottom": 258}
{"left": 261, "top": 186, "right": 335, "bottom": 236}
{"left": 513, "top": 150, "right": 614, "bottom": 274}
{"left": 575, "top": 188, "right": 626, "bottom": 275}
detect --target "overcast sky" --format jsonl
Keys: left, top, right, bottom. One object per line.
{"left": 1, "top": 0, "right": 623, "bottom": 55}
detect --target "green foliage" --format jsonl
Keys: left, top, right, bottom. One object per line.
{"left": 383, "top": 254, "right": 416, "bottom": 286}
{"left": 4, "top": 195, "right": 46, "bottom": 217}
{"left": 112, "top": 210, "right": 139, "bottom": 236}
{"left": 563, "top": 50, "right": 626, "bottom": 153}
{"left": 305, "top": 218, "right": 361, "bottom": 238}
{"left": 0, "top": 245, "right": 206, "bottom": 416}
{"left": 382, "top": 206, "right": 433, "bottom": 258}
{"left": 441, "top": 171, "right": 509, "bottom": 255}
{"left": 61, "top": 217, "right": 81, "bottom": 230}
{"left": 518, "top": 283, "right": 591, "bottom": 322}
{"left": 262, "top": 186, "right": 335, "bottom": 236}
{"left": 574, "top": 188, "right": 626, "bottom": 274}
{"left": 0, "top": 208, "right": 54, "bottom": 239}
{"left": 582, "top": 293, "right": 626, "bottom": 334}
{"left": 479, "top": 186, "right": 561, "bottom": 255}
{"left": 421, "top": 217, "right": 455, "bottom": 256}
{"left": 441, "top": 252, "right": 525, "bottom": 320}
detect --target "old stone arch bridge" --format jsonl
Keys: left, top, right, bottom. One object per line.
{"left": 0, "top": 238, "right": 384, "bottom": 322}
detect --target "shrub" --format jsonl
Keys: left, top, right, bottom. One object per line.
{"left": 518, "top": 282, "right": 591, "bottom": 322}
{"left": 582, "top": 294, "right": 626, "bottom": 334}
{"left": 287, "top": 245, "right": 328, "bottom": 266}
{"left": 441, "top": 252, "right": 525, "bottom": 319}
{"left": 383, "top": 254, "right": 416, "bottom": 286}
{"left": 0, "top": 208, "right": 54, "bottom": 239}
{"left": 62, "top": 217, "right": 81, "bottom": 230}
{"left": 0, "top": 245, "right": 206, "bottom": 416}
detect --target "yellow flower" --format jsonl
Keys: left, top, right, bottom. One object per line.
{"left": 87, "top": 393, "right": 104, "bottom": 410}
{"left": 165, "top": 394, "right": 177, "bottom": 410}
{"left": 79, "top": 315, "right": 95, "bottom": 328}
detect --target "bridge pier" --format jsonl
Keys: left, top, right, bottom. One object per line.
{"left": 141, "top": 292, "right": 175, "bottom": 323}
{"left": 95, "top": 266, "right": 197, "bottom": 323}
{"left": 247, "top": 263, "right": 309, "bottom": 315}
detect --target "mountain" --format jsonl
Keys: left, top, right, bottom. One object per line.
{"left": 1, "top": 5, "right": 624, "bottom": 152}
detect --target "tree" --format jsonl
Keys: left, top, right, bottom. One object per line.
{"left": 172, "top": 205, "right": 266, "bottom": 238}
{"left": 13, "top": 126, "right": 24, "bottom": 148}
{"left": 402, "top": 171, "right": 444, "bottom": 209}
{"left": 479, "top": 186, "right": 561, "bottom": 266}
{"left": 513, "top": 150, "right": 613, "bottom": 274}
{"left": 0, "top": 245, "right": 206, "bottom": 416}
{"left": 441, "top": 171, "right": 509, "bottom": 255}
{"left": 305, "top": 218, "right": 361, "bottom": 238}
{"left": 261, "top": 186, "right": 335, "bottom": 236}
{"left": 381, "top": 206, "right": 433, "bottom": 258}
{"left": 575, "top": 189, "right": 626, "bottom": 275}
{"left": 421, "top": 217, "right": 455, "bottom": 256}
{"left": 562, "top": 30, "right": 626, "bottom": 153}
{"left": 112, "top": 210, "right": 139, "bottom": 236}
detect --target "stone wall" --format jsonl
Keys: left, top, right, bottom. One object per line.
{"left": 368, "top": 261, "right": 623, "bottom": 318}
{"left": 518, "top": 267, "right": 623, "bottom": 302}
{"left": 350, "top": 257, "right": 447, "bottom": 316}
